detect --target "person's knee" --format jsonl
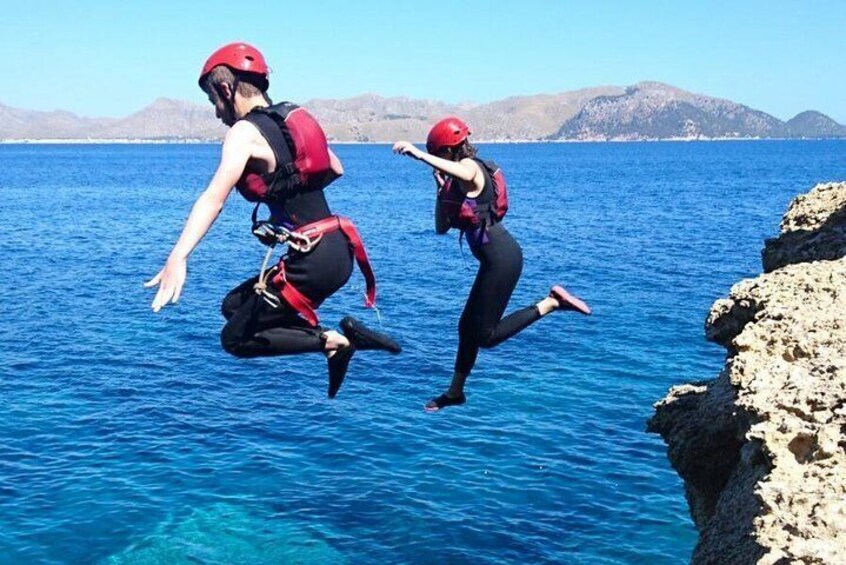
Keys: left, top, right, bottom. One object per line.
{"left": 477, "top": 328, "right": 498, "bottom": 349}
{"left": 220, "top": 328, "right": 251, "bottom": 358}
{"left": 458, "top": 323, "right": 495, "bottom": 349}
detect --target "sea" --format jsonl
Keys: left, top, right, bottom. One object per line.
{"left": 1, "top": 140, "right": 844, "bottom": 564}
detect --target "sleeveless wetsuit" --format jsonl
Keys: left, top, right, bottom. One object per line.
{"left": 220, "top": 169, "right": 354, "bottom": 358}
{"left": 453, "top": 164, "right": 542, "bottom": 375}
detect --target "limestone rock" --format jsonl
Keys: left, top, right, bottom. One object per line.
{"left": 762, "top": 182, "right": 846, "bottom": 272}
{"left": 650, "top": 182, "right": 846, "bottom": 563}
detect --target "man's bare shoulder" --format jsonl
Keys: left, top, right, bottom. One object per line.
{"left": 223, "top": 120, "right": 261, "bottom": 146}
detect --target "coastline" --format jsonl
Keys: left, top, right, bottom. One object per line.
{"left": 2, "top": 137, "right": 845, "bottom": 145}
{"left": 0, "top": 138, "right": 217, "bottom": 145}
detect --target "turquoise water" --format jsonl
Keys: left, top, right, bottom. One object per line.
{"left": 1, "top": 141, "right": 844, "bottom": 564}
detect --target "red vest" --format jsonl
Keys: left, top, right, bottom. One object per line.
{"left": 438, "top": 159, "right": 509, "bottom": 231}
{"left": 235, "top": 103, "right": 338, "bottom": 202}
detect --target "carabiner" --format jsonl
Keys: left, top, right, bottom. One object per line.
{"left": 286, "top": 230, "right": 321, "bottom": 253}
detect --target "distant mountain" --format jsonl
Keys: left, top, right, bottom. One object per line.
{"left": 786, "top": 111, "right": 846, "bottom": 138}
{"left": 555, "top": 82, "right": 789, "bottom": 140}
{"left": 304, "top": 93, "right": 462, "bottom": 142}
{"left": 463, "top": 87, "right": 623, "bottom": 140}
{"left": 1, "top": 83, "right": 843, "bottom": 141}
{"left": 0, "top": 98, "right": 224, "bottom": 140}
{"left": 94, "top": 98, "right": 226, "bottom": 140}
{"left": 307, "top": 87, "right": 624, "bottom": 142}
{"left": 0, "top": 103, "right": 113, "bottom": 139}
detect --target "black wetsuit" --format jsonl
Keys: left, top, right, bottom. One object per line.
{"left": 453, "top": 164, "right": 542, "bottom": 375}
{"left": 220, "top": 143, "right": 353, "bottom": 358}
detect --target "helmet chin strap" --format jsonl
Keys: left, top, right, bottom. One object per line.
{"left": 230, "top": 77, "right": 241, "bottom": 105}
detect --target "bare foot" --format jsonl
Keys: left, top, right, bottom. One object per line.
{"left": 323, "top": 330, "right": 350, "bottom": 357}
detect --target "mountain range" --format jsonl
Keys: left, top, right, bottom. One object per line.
{"left": 2, "top": 82, "right": 844, "bottom": 142}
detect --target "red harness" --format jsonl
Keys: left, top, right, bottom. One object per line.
{"left": 259, "top": 216, "right": 377, "bottom": 327}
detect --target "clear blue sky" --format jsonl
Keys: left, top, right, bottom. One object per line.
{"left": 2, "top": 0, "right": 844, "bottom": 122}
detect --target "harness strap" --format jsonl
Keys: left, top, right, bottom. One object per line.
{"left": 243, "top": 108, "right": 301, "bottom": 199}
{"left": 270, "top": 262, "right": 320, "bottom": 326}
{"left": 294, "top": 216, "right": 377, "bottom": 308}
{"left": 264, "top": 215, "right": 377, "bottom": 326}
{"left": 336, "top": 217, "right": 377, "bottom": 309}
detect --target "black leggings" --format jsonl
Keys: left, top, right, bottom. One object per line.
{"left": 220, "top": 275, "right": 327, "bottom": 357}
{"left": 220, "top": 232, "right": 353, "bottom": 358}
{"left": 455, "top": 223, "right": 542, "bottom": 375}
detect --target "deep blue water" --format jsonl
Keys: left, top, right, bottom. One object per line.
{"left": 1, "top": 141, "right": 844, "bottom": 564}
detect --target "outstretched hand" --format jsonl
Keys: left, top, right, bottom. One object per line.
{"left": 145, "top": 256, "right": 187, "bottom": 312}
{"left": 392, "top": 141, "right": 424, "bottom": 160}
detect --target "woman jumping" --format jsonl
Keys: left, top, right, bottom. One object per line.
{"left": 393, "top": 117, "right": 590, "bottom": 412}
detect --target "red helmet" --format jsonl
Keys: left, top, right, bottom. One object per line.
{"left": 198, "top": 42, "right": 269, "bottom": 90}
{"left": 426, "top": 116, "right": 471, "bottom": 154}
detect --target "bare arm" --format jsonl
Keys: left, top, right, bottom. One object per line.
{"left": 145, "top": 123, "right": 254, "bottom": 311}
{"left": 392, "top": 140, "right": 484, "bottom": 200}
{"left": 170, "top": 140, "right": 245, "bottom": 259}
{"left": 392, "top": 141, "right": 478, "bottom": 183}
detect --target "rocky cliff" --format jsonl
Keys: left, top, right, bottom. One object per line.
{"left": 649, "top": 182, "right": 846, "bottom": 563}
